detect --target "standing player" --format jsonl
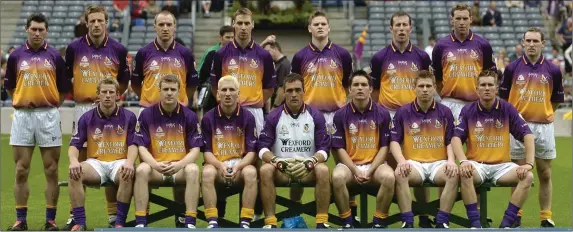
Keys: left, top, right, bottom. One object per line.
{"left": 390, "top": 70, "right": 458, "bottom": 229}
{"left": 133, "top": 75, "right": 203, "bottom": 228}
{"left": 5, "top": 13, "right": 70, "bottom": 231}
{"left": 63, "top": 6, "right": 130, "bottom": 229}
{"left": 211, "top": 7, "right": 277, "bottom": 135}
{"left": 331, "top": 70, "right": 394, "bottom": 229}
{"left": 201, "top": 76, "right": 258, "bottom": 228}
{"left": 500, "top": 27, "right": 564, "bottom": 227}
{"left": 453, "top": 70, "right": 534, "bottom": 228}
{"left": 67, "top": 78, "right": 137, "bottom": 231}
{"left": 257, "top": 73, "right": 331, "bottom": 228}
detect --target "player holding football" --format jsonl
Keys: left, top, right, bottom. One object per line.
{"left": 257, "top": 73, "right": 331, "bottom": 228}
{"left": 67, "top": 78, "right": 137, "bottom": 231}
{"left": 331, "top": 70, "right": 394, "bottom": 229}
{"left": 500, "top": 27, "right": 564, "bottom": 227}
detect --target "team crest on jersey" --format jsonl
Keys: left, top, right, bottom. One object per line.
{"left": 43, "top": 59, "right": 52, "bottom": 68}
{"left": 474, "top": 121, "right": 484, "bottom": 134}
{"left": 250, "top": 59, "right": 258, "bottom": 68}
{"left": 215, "top": 128, "right": 223, "bottom": 139}
{"left": 455, "top": 116, "right": 462, "bottom": 126}
{"left": 196, "top": 123, "right": 201, "bottom": 134}
{"left": 349, "top": 123, "right": 358, "bottom": 135}
{"left": 279, "top": 125, "right": 289, "bottom": 136}
{"left": 387, "top": 63, "right": 396, "bottom": 75}
{"left": 116, "top": 125, "right": 124, "bottom": 134}
{"left": 92, "top": 128, "right": 103, "bottom": 142}
{"left": 446, "top": 52, "right": 456, "bottom": 61}
{"left": 307, "top": 62, "right": 317, "bottom": 73}
{"left": 410, "top": 62, "right": 418, "bottom": 72}
{"left": 540, "top": 74, "right": 548, "bottom": 84}
{"left": 351, "top": 136, "right": 357, "bottom": 144}
{"left": 330, "top": 122, "right": 337, "bottom": 134}
{"left": 177, "top": 124, "right": 184, "bottom": 134}
{"left": 369, "top": 120, "right": 376, "bottom": 130}
{"left": 20, "top": 60, "right": 29, "bottom": 70}
{"left": 104, "top": 56, "right": 113, "bottom": 66}
{"left": 470, "top": 50, "right": 479, "bottom": 59}
{"left": 303, "top": 123, "right": 310, "bottom": 133}
{"left": 236, "top": 127, "right": 243, "bottom": 136}
{"left": 409, "top": 122, "right": 420, "bottom": 135}
{"left": 80, "top": 56, "right": 89, "bottom": 67}
{"left": 516, "top": 75, "right": 526, "bottom": 85}
{"left": 435, "top": 119, "right": 442, "bottom": 128}
{"left": 495, "top": 119, "right": 503, "bottom": 129}
{"left": 174, "top": 58, "right": 182, "bottom": 68}
{"left": 329, "top": 59, "right": 337, "bottom": 69}
{"left": 150, "top": 60, "right": 159, "bottom": 71}
{"left": 135, "top": 121, "right": 140, "bottom": 132}
{"left": 389, "top": 120, "right": 394, "bottom": 129}
{"left": 156, "top": 126, "right": 165, "bottom": 137}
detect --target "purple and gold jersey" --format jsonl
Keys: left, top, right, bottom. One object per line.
{"left": 370, "top": 42, "right": 431, "bottom": 110}
{"left": 291, "top": 40, "right": 353, "bottom": 112}
{"left": 331, "top": 100, "right": 391, "bottom": 164}
{"left": 500, "top": 56, "right": 564, "bottom": 123}
{"left": 454, "top": 98, "right": 532, "bottom": 163}
{"left": 65, "top": 35, "right": 130, "bottom": 103}
{"left": 134, "top": 103, "right": 203, "bottom": 162}
{"left": 390, "top": 100, "right": 454, "bottom": 162}
{"left": 211, "top": 39, "right": 276, "bottom": 108}
{"left": 201, "top": 104, "right": 257, "bottom": 162}
{"left": 132, "top": 39, "right": 199, "bottom": 107}
{"left": 70, "top": 105, "right": 136, "bottom": 161}
{"left": 4, "top": 41, "right": 70, "bottom": 108}
{"left": 432, "top": 31, "right": 496, "bottom": 101}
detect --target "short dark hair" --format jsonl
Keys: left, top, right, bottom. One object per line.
{"left": 523, "top": 27, "right": 545, "bottom": 41}
{"left": 26, "top": 13, "right": 48, "bottom": 30}
{"left": 390, "top": 11, "right": 412, "bottom": 27}
{"left": 415, "top": 70, "right": 436, "bottom": 85}
{"left": 261, "top": 41, "right": 282, "bottom": 53}
{"left": 283, "top": 73, "right": 304, "bottom": 90}
{"left": 308, "top": 10, "right": 329, "bottom": 25}
{"left": 219, "top": 25, "right": 233, "bottom": 36}
{"left": 428, "top": 35, "right": 436, "bottom": 41}
{"left": 450, "top": 3, "right": 472, "bottom": 17}
{"left": 477, "top": 69, "right": 499, "bottom": 85}
{"left": 349, "top": 70, "right": 373, "bottom": 87}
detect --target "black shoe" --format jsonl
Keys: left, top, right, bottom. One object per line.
{"left": 401, "top": 222, "right": 414, "bottom": 228}
{"left": 510, "top": 216, "right": 522, "bottom": 228}
{"left": 541, "top": 219, "right": 555, "bottom": 227}
{"left": 352, "top": 216, "right": 361, "bottom": 228}
{"left": 435, "top": 223, "right": 450, "bottom": 229}
{"left": 71, "top": 224, "right": 87, "bottom": 231}
{"left": 175, "top": 215, "right": 185, "bottom": 228}
{"left": 7, "top": 221, "right": 28, "bottom": 231}
{"left": 62, "top": 217, "right": 76, "bottom": 231}
{"left": 418, "top": 216, "right": 434, "bottom": 228}
{"left": 43, "top": 220, "right": 59, "bottom": 231}
{"left": 108, "top": 215, "right": 116, "bottom": 228}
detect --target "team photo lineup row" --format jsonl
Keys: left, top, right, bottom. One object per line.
{"left": 3, "top": 2, "right": 564, "bottom": 231}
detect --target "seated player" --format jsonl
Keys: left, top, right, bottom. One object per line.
{"left": 257, "top": 73, "right": 331, "bottom": 228}
{"left": 452, "top": 70, "right": 535, "bottom": 228}
{"left": 390, "top": 71, "right": 459, "bottom": 228}
{"left": 67, "top": 78, "right": 137, "bottom": 231}
{"left": 133, "top": 75, "right": 203, "bottom": 228}
{"left": 331, "top": 70, "right": 395, "bottom": 229}
{"left": 201, "top": 76, "right": 258, "bottom": 228}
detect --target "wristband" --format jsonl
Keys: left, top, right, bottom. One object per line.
{"left": 525, "top": 162, "right": 534, "bottom": 169}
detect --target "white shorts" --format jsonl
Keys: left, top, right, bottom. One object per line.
{"left": 10, "top": 108, "right": 62, "bottom": 147}
{"left": 85, "top": 158, "right": 127, "bottom": 185}
{"left": 322, "top": 111, "right": 335, "bottom": 135}
{"left": 468, "top": 161, "right": 518, "bottom": 186}
{"left": 223, "top": 158, "right": 241, "bottom": 168}
{"left": 244, "top": 107, "right": 264, "bottom": 136}
{"left": 408, "top": 160, "right": 446, "bottom": 183}
{"left": 510, "top": 122, "right": 556, "bottom": 160}
{"left": 73, "top": 103, "right": 96, "bottom": 147}
{"left": 441, "top": 98, "right": 470, "bottom": 121}
{"left": 336, "top": 163, "right": 372, "bottom": 172}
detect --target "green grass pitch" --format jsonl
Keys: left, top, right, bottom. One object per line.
{"left": 1, "top": 135, "right": 571, "bottom": 229}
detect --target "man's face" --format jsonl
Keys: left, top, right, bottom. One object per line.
{"left": 451, "top": 10, "right": 471, "bottom": 35}
{"left": 477, "top": 76, "right": 497, "bottom": 101}
{"left": 159, "top": 82, "right": 180, "bottom": 104}
{"left": 155, "top": 14, "right": 176, "bottom": 42}
{"left": 233, "top": 14, "right": 253, "bottom": 40}
{"left": 220, "top": 32, "right": 234, "bottom": 46}
{"left": 522, "top": 31, "right": 545, "bottom": 59}
{"left": 86, "top": 12, "right": 107, "bottom": 38}
{"left": 263, "top": 45, "right": 277, "bottom": 60}
{"left": 349, "top": 76, "right": 372, "bottom": 101}
{"left": 515, "top": 44, "right": 523, "bottom": 54}
{"left": 308, "top": 16, "right": 330, "bottom": 40}
{"left": 390, "top": 15, "right": 411, "bottom": 44}
{"left": 97, "top": 84, "right": 119, "bottom": 108}
{"left": 26, "top": 21, "right": 48, "bottom": 46}
{"left": 284, "top": 80, "right": 304, "bottom": 109}
{"left": 414, "top": 78, "right": 435, "bottom": 102}
{"left": 217, "top": 80, "right": 239, "bottom": 107}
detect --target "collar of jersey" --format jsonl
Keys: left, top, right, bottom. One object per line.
{"left": 413, "top": 98, "right": 436, "bottom": 113}
{"left": 231, "top": 39, "right": 255, "bottom": 50}
{"left": 350, "top": 99, "right": 374, "bottom": 113}
{"left": 522, "top": 55, "right": 545, "bottom": 66}
{"left": 308, "top": 39, "right": 333, "bottom": 52}
{"left": 477, "top": 98, "right": 500, "bottom": 112}
{"left": 449, "top": 30, "right": 474, "bottom": 43}
{"left": 96, "top": 104, "right": 120, "bottom": 119}
{"left": 154, "top": 38, "right": 177, "bottom": 52}
{"left": 217, "top": 104, "right": 241, "bottom": 118}
{"left": 283, "top": 103, "right": 306, "bottom": 117}
{"left": 158, "top": 102, "right": 181, "bottom": 116}
{"left": 25, "top": 40, "right": 48, "bottom": 50}
{"left": 85, "top": 34, "right": 109, "bottom": 48}
{"left": 390, "top": 41, "right": 413, "bottom": 53}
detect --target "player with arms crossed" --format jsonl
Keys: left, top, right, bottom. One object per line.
{"left": 133, "top": 75, "right": 203, "bottom": 228}
{"left": 257, "top": 73, "right": 331, "bottom": 228}
{"left": 331, "top": 70, "right": 394, "bottom": 229}
{"left": 5, "top": 13, "right": 70, "bottom": 231}
{"left": 211, "top": 8, "right": 277, "bottom": 135}
{"left": 500, "top": 27, "right": 564, "bottom": 228}
{"left": 453, "top": 70, "right": 535, "bottom": 228}
{"left": 67, "top": 78, "right": 137, "bottom": 231}
{"left": 201, "top": 76, "right": 258, "bottom": 228}
{"left": 390, "top": 70, "right": 458, "bottom": 228}
{"left": 63, "top": 6, "right": 130, "bottom": 229}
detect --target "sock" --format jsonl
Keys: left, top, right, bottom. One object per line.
{"left": 517, "top": 209, "right": 523, "bottom": 217}
{"left": 216, "top": 198, "right": 227, "bottom": 218}
{"left": 316, "top": 213, "right": 328, "bottom": 224}
{"left": 69, "top": 203, "right": 73, "bottom": 215}
{"left": 465, "top": 203, "right": 481, "bottom": 227}
{"left": 500, "top": 202, "right": 520, "bottom": 227}
{"left": 400, "top": 211, "right": 414, "bottom": 225}
{"left": 373, "top": 210, "right": 388, "bottom": 225}
{"left": 264, "top": 216, "right": 277, "bottom": 226}
{"left": 240, "top": 207, "right": 254, "bottom": 222}
{"left": 72, "top": 207, "right": 86, "bottom": 226}
{"left": 46, "top": 205, "right": 57, "bottom": 223}
{"left": 185, "top": 211, "right": 197, "bottom": 225}
{"left": 115, "top": 201, "right": 130, "bottom": 226}
{"left": 135, "top": 210, "right": 147, "bottom": 226}
{"left": 339, "top": 210, "right": 352, "bottom": 225}
{"left": 349, "top": 200, "right": 358, "bottom": 219}
{"left": 16, "top": 206, "right": 27, "bottom": 222}
{"left": 540, "top": 210, "right": 552, "bottom": 221}
{"left": 107, "top": 201, "right": 118, "bottom": 216}
{"left": 205, "top": 207, "right": 218, "bottom": 220}
{"left": 435, "top": 210, "right": 450, "bottom": 224}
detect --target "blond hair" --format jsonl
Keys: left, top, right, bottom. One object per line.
{"left": 218, "top": 75, "right": 240, "bottom": 90}
{"left": 159, "top": 74, "right": 181, "bottom": 89}
{"left": 96, "top": 78, "right": 120, "bottom": 94}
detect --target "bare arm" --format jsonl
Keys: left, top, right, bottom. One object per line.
{"left": 138, "top": 146, "right": 159, "bottom": 167}
{"left": 446, "top": 144, "right": 455, "bottom": 162}
{"left": 125, "top": 145, "right": 138, "bottom": 165}
{"left": 451, "top": 137, "right": 468, "bottom": 161}
{"left": 68, "top": 146, "right": 81, "bottom": 164}
{"left": 187, "top": 86, "right": 197, "bottom": 107}
{"left": 203, "top": 151, "right": 224, "bottom": 169}
{"left": 335, "top": 148, "right": 359, "bottom": 174}
{"left": 261, "top": 150, "right": 275, "bottom": 164}
{"left": 367, "top": 145, "right": 388, "bottom": 175}
{"left": 263, "top": 88, "right": 274, "bottom": 102}
{"left": 523, "top": 134, "right": 535, "bottom": 165}
{"left": 389, "top": 141, "right": 407, "bottom": 163}
{"left": 119, "top": 83, "right": 128, "bottom": 97}
{"left": 178, "top": 147, "right": 201, "bottom": 167}
{"left": 235, "top": 152, "right": 256, "bottom": 171}
{"left": 273, "top": 87, "right": 284, "bottom": 106}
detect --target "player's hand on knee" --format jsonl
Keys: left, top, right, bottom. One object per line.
{"left": 459, "top": 162, "right": 473, "bottom": 178}
{"left": 271, "top": 157, "right": 292, "bottom": 174}
{"left": 516, "top": 164, "right": 532, "bottom": 180}
{"left": 163, "top": 161, "right": 182, "bottom": 176}
{"left": 120, "top": 163, "right": 135, "bottom": 181}
{"left": 354, "top": 170, "right": 369, "bottom": 184}
{"left": 444, "top": 161, "right": 458, "bottom": 178}
{"left": 397, "top": 161, "right": 411, "bottom": 178}
{"left": 69, "top": 161, "right": 83, "bottom": 180}
{"left": 152, "top": 161, "right": 170, "bottom": 173}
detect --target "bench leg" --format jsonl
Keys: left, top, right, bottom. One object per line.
{"left": 360, "top": 193, "right": 368, "bottom": 228}
{"left": 479, "top": 188, "right": 489, "bottom": 228}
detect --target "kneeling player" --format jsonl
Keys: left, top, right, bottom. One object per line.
{"left": 68, "top": 78, "right": 137, "bottom": 231}
{"left": 452, "top": 71, "right": 534, "bottom": 228}
{"left": 257, "top": 73, "right": 331, "bottom": 228}
{"left": 201, "top": 76, "right": 258, "bottom": 228}
{"left": 331, "top": 70, "right": 394, "bottom": 229}
{"left": 390, "top": 71, "right": 459, "bottom": 228}
{"left": 133, "top": 75, "right": 203, "bottom": 228}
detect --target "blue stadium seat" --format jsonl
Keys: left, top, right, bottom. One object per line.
{"left": 62, "top": 32, "right": 75, "bottom": 39}
{"left": 146, "top": 25, "right": 155, "bottom": 32}
{"left": 21, "top": 5, "right": 37, "bottom": 12}
{"left": 63, "top": 25, "right": 75, "bottom": 32}
{"left": 434, "top": 19, "right": 449, "bottom": 26}
{"left": 50, "top": 25, "right": 63, "bottom": 32}
{"left": 38, "top": 5, "right": 53, "bottom": 12}
{"left": 110, "top": 32, "right": 123, "bottom": 39}
{"left": 132, "top": 26, "right": 146, "bottom": 32}
{"left": 490, "top": 40, "right": 503, "bottom": 46}
{"left": 65, "top": 18, "right": 77, "bottom": 25}
{"left": 69, "top": 11, "right": 82, "bottom": 18}
{"left": 128, "top": 38, "right": 145, "bottom": 45}
{"left": 52, "top": 12, "right": 67, "bottom": 19}
{"left": 179, "top": 18, "right": 193, "bottom": 26}
{"left": 130, "top": 32, "right": 145, "bottom": 38}
{"left": 178, "top": 26, "right": 193, "bottom": 33}
{"left": 53, "top": 6, "right": 68, "bottom": 12}
{"left": 127, "top": 44, "right": 140, "bottom": 51}
{"left": 370, "top": 7, "right": 384, "bottom": 14}
{"left": 102, "top": 0, "right": 113, "bottom": 6}
{"left": 146, "top": 19, "right": 155, "bottom": 26}
{"left": 145, "top": 32, "right": 156, "bottom": 38}
{"left": 48, "top": 32, "right": 61, "bottom": 38}
{"left": 59, "top": 38, "right": 72, "bottom": 45}
{"left": 69, "top": 5, "right": 84, "bottom": 12}
{"left": 178, "top": 32, "right": 193, "bottom": 41}
{"left": 13, "top": 31, "right": 27, "bottom": 39}
{"left": 384, "top": 1, "right": 399, "bottom": 7}
{"left": 24, "top": 0, "right": 39, "bottom": 5}
{"left": 20, "top": 11, "right": 34, "bottom": 18}
{"left": 370, "top": 33, "right": 385, "bottom": 39}
{"left": 51, "top": 18, "right": 65, "bottom": 25}
{"left": 369, "top": 26, "right": 385, "bottom": 33}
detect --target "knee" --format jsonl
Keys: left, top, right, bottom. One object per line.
{"left": 380, "top": 170, "right": 395, "bottom": 187}
{"left": 314, "top": 163, "right": 330, "bottom": 181}
{"left": 331, "top": 169, "right": 347, "bottom": 189}
{"left": 522, "top": 172, "right": 534, "bottom": 186}
{"left": 242, "top": 165, "right": 257, "bottom": 182}
{"left": 15, "top": 163, "right": 30, "bottom": 183}
{"left": 537, "top": 167, "right": 552, "bottom": 181}
{"left": 202, "top": 165, "right": 217, "bottom": 182}
{"left": 184, "top": 163, "right": 199, "bottom": 177}
{"left": 259, "top": 163, "right": 275, "bottom": 180}
{"left": 44, "top": 162, "right": 59, "bottom": 178}
{"left": 446, "top": 173, "right": 460, "bottom": 186}
{"left": 135, "top": 163, "right": 152, "bottom": 178}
